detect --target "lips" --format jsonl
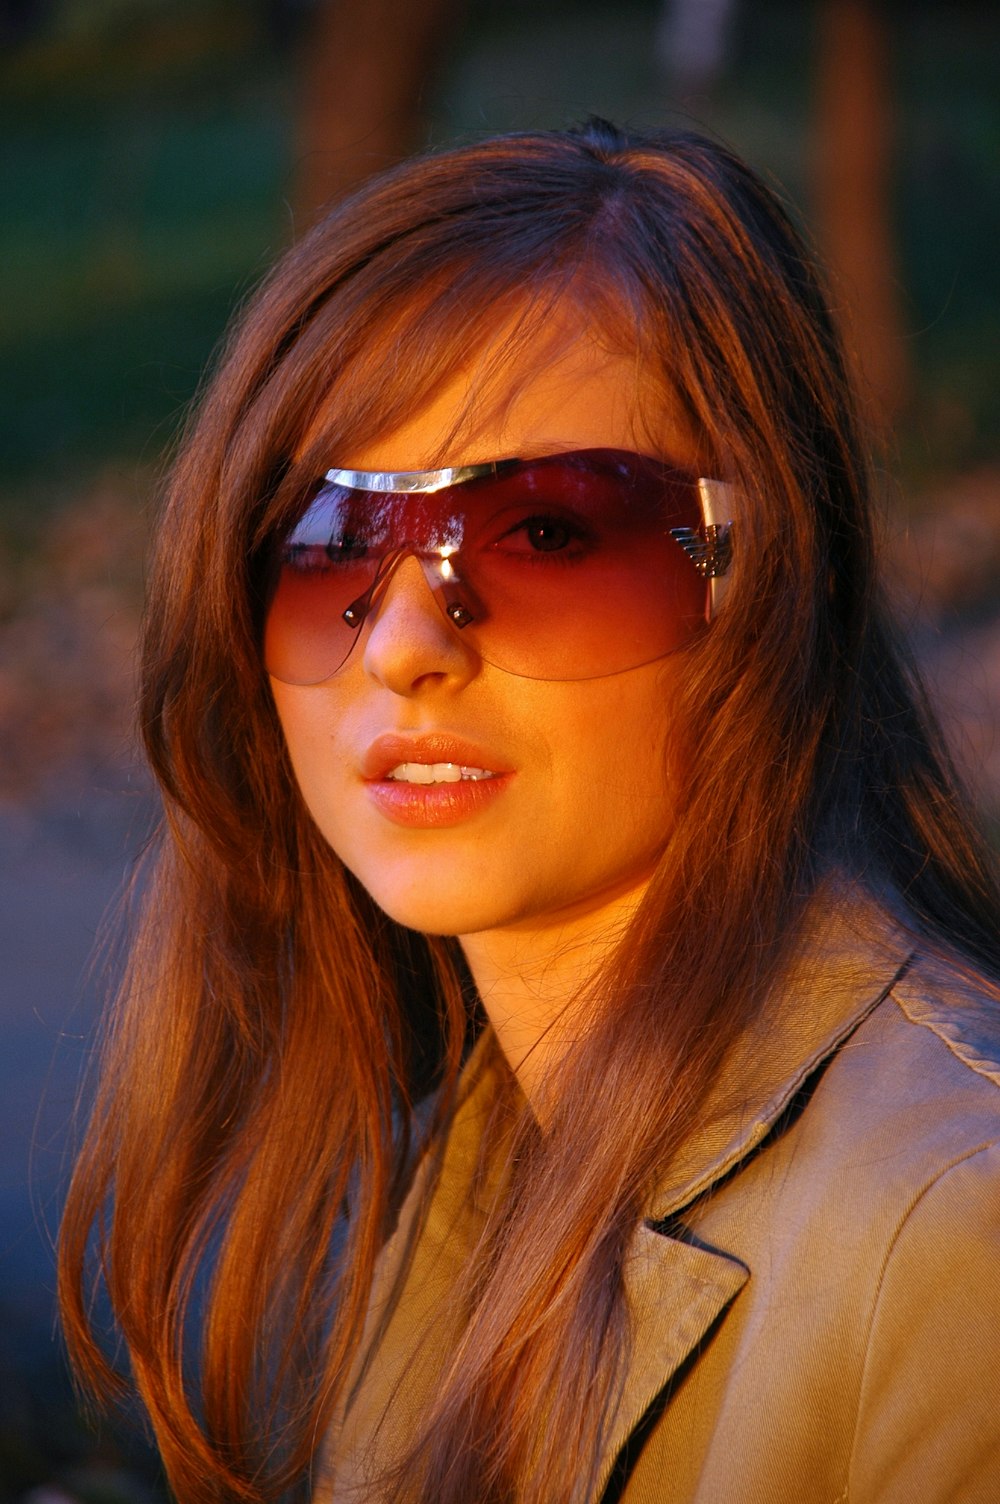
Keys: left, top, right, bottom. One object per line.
{"left": 362, "top": 733, "right": 513, "bottom": 828}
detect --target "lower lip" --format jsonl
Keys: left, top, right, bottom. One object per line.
{"left": 366, "top": 773, "right": 512, "bottom": 828}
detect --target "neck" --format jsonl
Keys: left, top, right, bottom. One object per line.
{"left": 458, "top": 880, "right": 650, "bottom": 1111}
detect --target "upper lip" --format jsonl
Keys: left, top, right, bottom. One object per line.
{"left": 361, "top": 732, "right": 512, "bottom": 781}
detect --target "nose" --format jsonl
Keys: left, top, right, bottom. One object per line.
{"left": 360, "top": 552, "right": 480, "bottom": 695}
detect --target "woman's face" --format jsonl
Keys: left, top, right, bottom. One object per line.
{"left": 269, "top": 316, "right": 705, "bottom": 940}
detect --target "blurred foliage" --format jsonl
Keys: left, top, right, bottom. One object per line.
{"left": 0, "top": 468, "right": 145, "bottom": 802}
{"left": 1, "top": 0, "right": 997, "bottom": 524}
{"left": 1, "top": 1, "right": 294, "bottom": 518}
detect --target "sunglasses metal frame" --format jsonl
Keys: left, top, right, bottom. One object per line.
{"left": 322, "top": 460, "right": 735, "bottom": 611}
{"left": 266, "top": 452, "right": 735, "bottom": 684}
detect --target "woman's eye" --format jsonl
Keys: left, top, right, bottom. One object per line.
{"left": 496, "top": 514, "right": 590, "bottom": 557}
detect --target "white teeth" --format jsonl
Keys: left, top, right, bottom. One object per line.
{"left": 386, "top": 762, "right": 496, "bottom": 784}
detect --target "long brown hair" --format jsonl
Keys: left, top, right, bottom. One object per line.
{"left": 59, "top": 121, "right": 1000, "bottom": 1503}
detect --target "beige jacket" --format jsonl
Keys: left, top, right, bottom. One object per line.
{"left": 320, "top": 896, "right": 1000, "bottom": 1501}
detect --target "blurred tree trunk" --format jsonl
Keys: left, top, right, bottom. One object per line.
{"left": 294, "top": 0, "right": 462, "bottom": 231}
{"left": 814, "top": 0, "right": 909, "bottom": 429}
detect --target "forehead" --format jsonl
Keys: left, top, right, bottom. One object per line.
{"left": 314, "top": 301, "right": 705, "bottom": 477}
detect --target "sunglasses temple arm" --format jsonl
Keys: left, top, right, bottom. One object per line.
{"left": 699, "top": 479, "right": 734, "bottom": 620}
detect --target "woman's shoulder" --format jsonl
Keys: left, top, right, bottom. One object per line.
{"left": 626, "top": 900, "right": 1000, "bottom": 1502}
{"left": 638, "top": 885, "right": 1000, "bottom": 1359}
{"left": 798, "top": 926, "right": 1000, "bottom": 1195}
{"left": 648, "top": 885, "right": 1000, "bottom": 1225}
{"left": 770, "top": 940, "right": 1000, "bottom": 1291}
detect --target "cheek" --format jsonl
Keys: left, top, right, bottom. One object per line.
{"left": 271, "top": 681, "right": 315, "bottom": 779}
{"left": 545, "top": 662, "right": 682, "bottom": 839}
{"left": 269, "top": 681, "right": 349, "bottom": 831}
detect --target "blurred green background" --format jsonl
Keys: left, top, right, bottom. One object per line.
{"left": 3, "top": 0, "right": 998, "bottom": 504}
{"left": 0, "top": 1, "right": 998, "bottom": 1499}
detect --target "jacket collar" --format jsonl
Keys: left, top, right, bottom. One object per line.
{"left": 593, "top": 887, "right": 914, "bottom": 1497}
{"left": 647, "top": 883, "right": 914, "bottom": 1219}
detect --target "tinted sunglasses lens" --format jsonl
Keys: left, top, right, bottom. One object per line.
{"left": 456, "top": 453, "right": 705, "bottom": 679}
{"left": 263, "top": 487, "right": 389, "bottom": 685}
{"left": 263, "top": 451, "right": 707, "bottom": 684}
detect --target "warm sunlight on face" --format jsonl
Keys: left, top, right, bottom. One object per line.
{"left": 268, "top": 308, "right": 704, "bottom": 1092}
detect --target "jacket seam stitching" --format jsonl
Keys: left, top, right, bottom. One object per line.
{"left": 888, "top": 983, "right": 1000, "bottom": 1090}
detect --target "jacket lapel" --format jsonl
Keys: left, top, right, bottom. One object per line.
{"left": 592, "top": 887, "right": 915, "bottom": 1493}
{"left": 595, "top": 1227, "right": 749, "bottom": 1497}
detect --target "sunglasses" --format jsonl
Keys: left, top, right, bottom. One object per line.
{"left": 263, "top": 448, "right": 733, "bottom": 684}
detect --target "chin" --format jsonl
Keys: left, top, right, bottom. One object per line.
{"left": 373, "top": 895, "right": 515, "bottom": 939}
{"left": 349, "top": 869, "right": 534, "bottom": 939}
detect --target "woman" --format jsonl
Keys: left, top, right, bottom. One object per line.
{"left": 59, "top": 121, "right": 1000, "bottom": 1503}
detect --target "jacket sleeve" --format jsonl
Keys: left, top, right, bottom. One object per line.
{"left": 848, "top": 1137, "right": 1000, "bottom": 1502}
